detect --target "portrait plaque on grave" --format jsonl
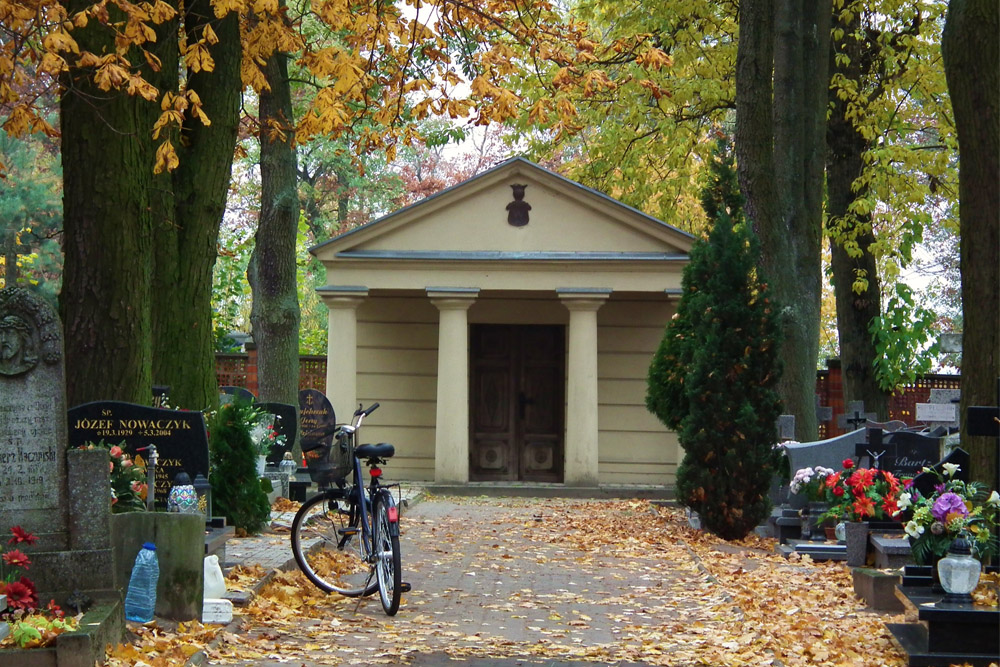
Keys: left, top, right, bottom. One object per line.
{"left": 68, "top": 401, "right": 209, "bottom": 510}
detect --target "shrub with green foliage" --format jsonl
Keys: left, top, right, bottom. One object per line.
{"left": 207, "top": 400, "right": 272, "bottom": 535}
{"left": 646, "top": 138, "right": 783, "bottom": 540}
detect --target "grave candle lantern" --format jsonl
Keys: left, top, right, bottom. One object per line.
{"left": 192, "top": 473, "right": 212, "bottom": 520}
{"left": 937, "top": 532, "right": 981, "bottom": 604}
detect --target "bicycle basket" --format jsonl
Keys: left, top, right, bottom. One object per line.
{"left": 302, "top": 430, "right": 353, "bottom": 484}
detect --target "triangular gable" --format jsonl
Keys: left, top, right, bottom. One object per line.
{"left": 310, "top": 157, "right": 694, "bottom": 261}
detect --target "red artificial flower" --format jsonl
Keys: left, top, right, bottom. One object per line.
{"left": 4, "top": 577, "right": 39, "bottom": 610}
{"left": 47, "top": 599, "right": 65, "bottom": 618}
{"left": 825, "top": 472, "right": 842, "bottom": 488}
{"left": 882, "top": 470, "right": 900, "bottom": 492}
{"left": 883, "top": 497, "right": 900, "bottom": 518}
{"left": 843, "top": 458, "right": 855, "bottom": 470}
{"left": 2, "top": 548, "right": 31, "bottom": 570}
{"left": 847, "top": 468, "right": 876, "bottom": 492}
{"left": 832, "top": 486, "right": 845, "bottom": 497}
{"left": 853, "top": 496, "right": 877, "bottom": 519}
{"left": 8, "top": 525, "right": 38, "bottom": 546}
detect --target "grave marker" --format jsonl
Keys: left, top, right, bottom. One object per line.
{"left": 776, "top": 414, "right": 796, "bottom": 442}
{"left": 299, "top": 389, "right": 337, "bottom": 446}
{"left": 0, "top": 287, "right": 115, "bottom": 602}
{"left": 859, "top": 429, "right": 940, "bottom": 477}
{"left": 220, "top": 385, "right": 256, "bottom": 405}
{"left": 68, "top": 401, "right": 209, "bottom": 510}
{"left": 837, "top": 400, "right": 876, "bottom": 433}
{"left": 966, "top": 378, "right": 1000, "bottom": 492}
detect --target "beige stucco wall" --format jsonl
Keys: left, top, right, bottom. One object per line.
{"left": 596, "top": 298, "right": 679, "bottom": 485}
{"left": 350, "top": 291, "right": 678, "bottom": 485}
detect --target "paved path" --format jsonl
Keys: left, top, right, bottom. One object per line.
{"left": 206, "top": 496, "right": 730, "bottom": 666}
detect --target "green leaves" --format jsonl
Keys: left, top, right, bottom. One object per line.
{"left": 869, "top": 282, "right": 941, "bottom": 392}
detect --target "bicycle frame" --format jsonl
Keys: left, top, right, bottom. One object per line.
{"left": 292, "top": 401, "right": 403, "bottom": 614}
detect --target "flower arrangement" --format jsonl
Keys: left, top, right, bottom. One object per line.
{"left": 818, "top": 458, "right": 903, "bottom": 522}
{"left": 1, "top": 525, "right": 39, "bottom": 612}
{"left": 78, "top": 440, "right": 148, "bottom": 513}
{"left": 0, "top": 525, "right": 77, "bottom": 649}
{"left": 789, "top": 465, "right": 835, "bottom": 501}
{"left": 248, "top": 409, "right": 286, "bottom": 458}
{"left": 894, "top": 463, "right": 1000, "bottom": 565}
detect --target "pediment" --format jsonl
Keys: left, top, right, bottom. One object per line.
{"left": 311, "top": 158, "right": 694, "bottom": 262}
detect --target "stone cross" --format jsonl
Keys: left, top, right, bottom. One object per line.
{"left": 837, "top": 400, "right": 876, "bottom": 432}
{"left": 776, "top": 414, "right": 796, "bottom": 441}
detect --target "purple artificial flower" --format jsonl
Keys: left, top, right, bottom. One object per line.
{"left": 931, "top": 492, "right": 968, "bottom": 522}
{"left": 934, "top": 483, "right": 947, "bottom": 494}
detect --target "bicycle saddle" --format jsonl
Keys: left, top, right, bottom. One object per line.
{"left": 356, "top": 443, "right": 395, "bottom": 458}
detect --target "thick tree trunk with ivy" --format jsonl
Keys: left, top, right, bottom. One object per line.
{"left": 59, "top": 0, "right": 157, "bottom": 406}
{"left": 735, "top": 0, "right": 831, "bottom": 441}
{"left": 942, "top": 0, "right": 999, "bottom": 487}
{"left": 826, "top": 16, "right": 888, "bottom": 421}
{"left": 151, "top": 6, "right": 243, "bottom": 412}
{"left": 249, "top": 38, "right": 302, "bottom": 446}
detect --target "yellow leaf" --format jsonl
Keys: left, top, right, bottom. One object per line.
{"left": 153, "top": 139, "right": 179, "bottom": 173}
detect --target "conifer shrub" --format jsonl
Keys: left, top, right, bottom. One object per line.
{"left": 207, "top": 399, "right": 271, "bottom": 535}
{"left": 646, "top": 138, "right": 783, "bottom": 540}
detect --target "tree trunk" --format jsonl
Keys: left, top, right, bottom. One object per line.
{"left": 249, "top": 29, "right": 302, "bottom": 450}
{"left": 736, "top": 0, "right": 832, "bottom": 441}
{"left": 152, "top": 4, "right": 243, "bottom": 411}
{"left": 826, "top": 15, "right": 889, "bottom": 421}
{"left": 60, "top": 0, "right": 157, "bottom": 406}
{"left": 942, "top": 0, "right": 999, "bottom": 487}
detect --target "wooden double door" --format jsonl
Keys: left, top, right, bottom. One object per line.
{"left": 469, "top": 324, "right": 565, "bottom": 482}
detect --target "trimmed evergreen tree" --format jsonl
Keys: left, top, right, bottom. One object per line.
{"left": 647, "top": 137, "right": 783, "bottom": 540}
{"left": 208, "top": 400, "right": 272, "bottom": 535}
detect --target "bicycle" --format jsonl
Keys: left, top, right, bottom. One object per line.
{"left": 291, "top": 402, "right": 406, "bottom": 615}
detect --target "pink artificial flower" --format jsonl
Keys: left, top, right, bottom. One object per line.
{"left": 109, "top": 445, "right": 123, "bottom": 458}
{"left": 121, "top": 458, "right": 133, "bottom": 468}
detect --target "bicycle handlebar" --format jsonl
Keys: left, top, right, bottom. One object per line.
{"left": 354, "top": 402, "right": 379, "bottom": 417}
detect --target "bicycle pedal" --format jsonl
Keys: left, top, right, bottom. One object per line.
{"left": 338, "top": 527, "right": 359, "bottom": 536}
{"left": 400, "top": 582, "right": 412, "bottom": 593}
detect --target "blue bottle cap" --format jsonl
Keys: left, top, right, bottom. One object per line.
{"left": 142, "top": 542, "right": 157, "bottom": 550}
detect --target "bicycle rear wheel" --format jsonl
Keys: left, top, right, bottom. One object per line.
{"left": 291, "top": 491, "right": 377, "bottom": 597}
{"left": 373, "top": 490, "right": 402, "bottom": 615}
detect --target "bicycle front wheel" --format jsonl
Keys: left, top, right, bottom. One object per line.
{"left": 373, "top": 490, "right": 402, "bottom": 615}
{"left": 291, "top": 492, "right": 377, "bottom": 597}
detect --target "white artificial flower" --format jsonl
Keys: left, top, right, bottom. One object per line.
{"left": 987, "top": 490, "right": 1000, "bottom": 508}
{"left": 897, "top": 492, "right": 912, "bottom": 511}
{"left": 904, "top": 521, "right": 925, "bottom": 539}
{"left": 942, "top": 462, "right": 961, "bottom": 478}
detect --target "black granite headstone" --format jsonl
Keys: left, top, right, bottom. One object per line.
{"left": 909, "top": 447, "right": 971, "bottom": 499}
{"left": 257, "top": 401, "right": 297, "bottom": 464}
{"left": 298, "top": 389, "right": 337, "bottom": 448}
{"left": 220, "top": 385, "right": 256, "bottom": 404}
{"left": 857, "top": 429, "right": 940, "bottom": 477}
{"left": 68, "top": 401, "right": 209, "bottom": 510}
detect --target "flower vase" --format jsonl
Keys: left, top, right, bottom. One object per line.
{"left": 806, "top": 502, "right": 829, "bottom": 542}
{"left": 256, "top": 455, "right": 266, "bottom": 476}
{"left": 845, "top": 521, "right": 869, "bottom": 567}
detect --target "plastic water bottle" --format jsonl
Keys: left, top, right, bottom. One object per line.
{"left": 124, "top": 542, "right": 159, "bottom": 622}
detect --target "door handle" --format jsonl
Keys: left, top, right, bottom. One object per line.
{"left": 518, "top": 392, "right": 534, "bottom": 420}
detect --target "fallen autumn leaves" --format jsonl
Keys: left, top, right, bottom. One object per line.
{"left": 102, "top": 497, "right": 989, "bottom": 666}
